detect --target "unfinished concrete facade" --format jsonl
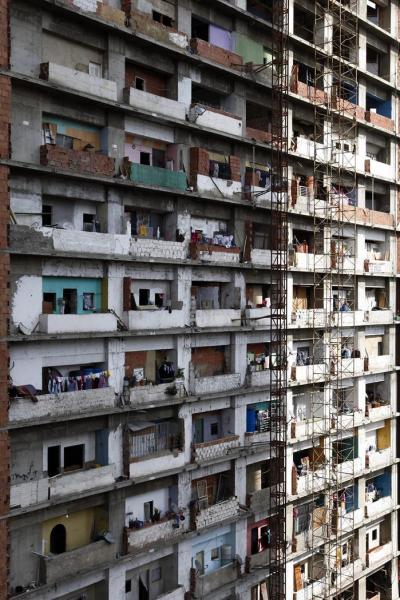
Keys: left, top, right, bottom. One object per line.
{"left": 2, "top": 0, "right": 400, "bottom": 599}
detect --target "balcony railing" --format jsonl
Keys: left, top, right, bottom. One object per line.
{"left": 40, "top": 62, "right": 117, "bottom": 101}
{"left": 365, "top": 496, "right": 392, "bottom": 519}
{"left": 39, "top": 539, "right": 115, "bottom": 585}
{"left": 192, "top": 435, "right": 240, "bottom": 463}
{"left": 9, "top": 386, "right": 116, "bottom": 424}
{"left": 129, "top": 379, "right": 186, "bottom": 407}
{"left": 40, "top": 144, "right": 115, "bottom": 177}
{"left": 365, "top": 447, "right": 391, "bottom": 469}
{"left": 366, "top": 402, "right": 391, "bottom": 421}
{"left": 125, "top": 309, "right": 186, "bottom": 331}
{"left": 244, "top": 307, "right": 271, "bottom": 328}
{"left": 192, "top": 562, "right": 238, "bottom": 597}
{"left": 189, "top": 103, "right": 243, "bottom": 136}
{"left": 194, "top": 497, "right": 240, "bottom": 530}
{"left": 189, "top": 241, "right": 240, "bottom": 263}
{"left": 124, "top": 512, "right": 188, "bottom": 553}
{"left": 366, "top": 542, "right": 392, "bottom": 568}
{"left": 294, "top": 578, "right": 327, "bottom": 600}
{"left": 194, "top": 309, "right": 241, "bottom": 328}
{"left": 130, "top": 163, "right": 187, "bottom": 190}
{"left": 124, "top": 87, "right": 186, "bottom": 120}
{"left": 130, "top": 237, "right": 187, "bottom": 260}
{"left": 39, "top": 313, "right": 118, "bottom": 334}
{"left": 190, "top": 373, "right": 241, "bottom": 396}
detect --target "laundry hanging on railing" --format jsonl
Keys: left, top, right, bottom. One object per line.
{"left": 46, "top": 370, "right": 110, "bottom": 394}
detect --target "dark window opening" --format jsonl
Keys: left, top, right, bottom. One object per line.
{"left": 47, "top": 445, "right": 61, "bottom": 477}
{"left": 63, "top": 288, "right": 77, "bottom": 314}
{"left": 50, "top": 523, "right": 66, "bottom": 554}
{"left": 43, "top": 292, "right": 57, "bottom": 314}
{"left": 42, "top": 204, "right": 52, "bottom": 227}
{"left": 210, "top": 422, "right": 219, "bottom": 436}
{"left": 139, "top": 289, "right": 150, "bottom": 306}
{"left": 135, "top": 77, "right": 145, "bottom": 91}
{"left": 64, "top": 444, "right": 84, "bottom": 472}
{"left": 125, "top": 580, "right": 132, "bottom": 593}
{"left": 140, "top": 152, "right": 151, "bottom": 166}
{"left": 152, "top": 148, "right": 166, "bottom": 168}
{"left": 153, "top": 10, "right": 173, "bottom": 27}
{"left": 83, "top": 213, "right": 100, "bottom": 233}
{"left": 154, "top": 293, "right": 164, "bottom": 308}
{"left": 192, "top": 16, "right": 209, "bottom": 42}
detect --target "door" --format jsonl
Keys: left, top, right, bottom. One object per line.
{"left": 193, "top": 419, "right": 204, "bottom": 444}
{"left": 194, "top": 551, "right": 205, "bottom": 575}
{"left": 47, "top": 445, "right": 61, "bottom": 477}
{"left": 138, "top": 570, "right": 149, "bottom": 600}
{"left": 50, "top": 524, "right": 66, "bottom": 554}
{"left": 63, "top": 288, "right": 77, "bottom": 314}
{"left": 95, "top": 429, "right": 109, "bottom": 466}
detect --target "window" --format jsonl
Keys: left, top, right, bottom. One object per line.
{"left": 42, "top": 204, "right": 52, "bottom": 227}
{"left": 125, "top": 580, "right": 132, "bottom": 593}
{"left": 89, "top": 61, "right": 102, "bottom": 78}
{"left": 140, "top": 152, "right": 151, "bottom": 166}
{"left": 151, "top": 567, "right": 162, "bottom": 582}
{"left": 83, "top": 213, "right": 98, "bottom": 232}
{"left": 64, "top": 444, "right": 84, "bottom": 472}
{"left": 152, "top": 10, "right": 173, "bottom": 27}
{"left": 139, "top": 289, "right": 150, "bottom": 305}
{"left": 372, "top": 528, "right": 378, "bottom": 541}
{"left": 82, "top": 292, "right": 95, "bottom": 311}
{"left": 43, "top": 292, "right": 56, "bottom": 314}
{"left": 47, "top": 445, "right": 61, "bottom": 477}
{"left": 144, "top": 501, "right": 154, "bottom": 522}
{"left": 210, "top": 422, "right": 219, "bottom": 436}
{"left": 135, "top": 77, "right": 145, "bottom": 91}
{"left": 211, "top": 547, "right": 219, "bottom": 560}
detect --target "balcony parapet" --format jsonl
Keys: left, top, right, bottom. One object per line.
{"left": 40, "top": 62, "right": 117, "bottom": 101}
{"left": 192, "top": 435, "right": 240, "bottom": 463}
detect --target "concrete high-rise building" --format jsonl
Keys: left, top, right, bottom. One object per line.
{"left": 0, "top": 0, "right": 399, "bottom": 599}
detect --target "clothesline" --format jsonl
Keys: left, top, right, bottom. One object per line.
{"left": 46, "top": 370, "right": 110, "bottom": 394}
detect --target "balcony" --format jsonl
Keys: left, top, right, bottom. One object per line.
{"left": 292, "top": 137, "right": 328, "bottom": 162}
{"left": 294, "top": 579, "right": 327, "bottom": 600}
{"left": 366, "top": 355, "right": 393, "bottom": 373}
{"left": 364, "top": 259, "right": 393, "bottom": 275}
{"left": 291, "top": 309, "right": 326, "bottom": 328}
{"left": 290, "top": 252, "right": 329, "bottom": 271}
{"left": 247, "top": 368, "right": 270, "bottom": 388}
{"left": 365, "top": 310, "right": 393, "bottom": 325}
{"left": 331, "top": 310, "right": 365, "bottom": 327}
{"left": 194, "top": 309, "right": 241, "bottom": 328}
{"left": 130, "top": 237, "right": 187, "bottom": 261}
{"left": 190, "top": 38, "right": 243, "bottom": 69}
{"left": 192, "top": 435, "right": 240, "bottom": 463}
{"left": 40, "top": 144, "right": 115, "bottom": 177}
{"left": 250, "top": 248, "right": 272, "bottom": 267}
{"left": 195, "top": 174, "right": 242, "bottom": 198}
{"left": 355, "top": 207, "right": 394, "bottom": 229}
{"left": 333, "top": 357, "right": 364, "bottom": 378}
{"left": 125, "top": 309, "right": 186, "bottom": 331}
{"left": 129, "top": 379, "right": 186, "bottom": 407}
{"left": 365, "top": 158, "right": 394, "bottom": 181}
{"left": 10, "top": 464, "right": 115, "bottom": 509}
{"left": 336, "top": 457, "right": 363, "bottom": 483}
{"left": 365, "top": 111, "right": 394, "bottom": 131}
{"left": 192, "top": 562, "right": 238, "bottom": 597}
{"left": 190, "top": 373, "right": 241, "bottom": 396}
{"left": 125, "top": 8, "right": 188, "bottom": 49}
{"left": 194, "top": 497, "right": 240, "bottom": 530}
{"left": 39, "top": 313, "right": 118, "bottom": 334}
{"left": 336, "top": 409, "right": 364, "bottom": 430}
{"left": 248, "top": 549, "right": 270, "bottom": 569}
{"left": 335, "top": 507, "right": 364, "bottom": 533}
{"left": 9, "top": 386, "right": 116, "bottom": 424}
{"left": 366, "top": 448, "right": 391, "bottom": 470}
{"left": 366, "top": 402, "right": 391, "bottom": 422}
{"left": 339, "top": 558, "right": 363, "bottom": 581}
{"left": 247, "top": 487, "right": 270, "bottom": 514}
{"left": 189, "top": 242, "right": 240, "bottom": 263}
{"left": 124, "top": 513, "right": 188, "bottom": 554}
{"left": 189, "top": 103, "right": 243, "bottom": 136}
{"left": 244, "top": 307, "right": 270, "bottom": 328}
{"left": 130, "top": 163, "right": 187, "bottom": 190}
{"left": 290, "top": 364, "right": 327, "bottom": 385}
{"left": 293, "top": 468, "right": 326, "bottom": 497}
{"left": 40, "top": 62, "right": 117, "bottom": 101}
{"left": 39, "top": 539, "right": 115, "bottom": 585}
{"left": 124, "top": 87, "right": 186, "bottom": 120}
{"left": 365, "top": 496, "right": 392, "bottom": 519}
{"left": 366, "top": 542, "right": 392, "bottom": 568}
{"left": 290, "top": 418, "right": 327, "bottom": 441}
{"left": 39, "top": 227, "right": 130, "bottom": 256}
{"left": 156, "top": 588, "right": 185, "bottom": 600}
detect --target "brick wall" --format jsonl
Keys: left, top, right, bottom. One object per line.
{"left": 192, "top": 347, "right": 226, "bottom": 377}
{"left": 190, "top": 38, "right": 243, "bottom": 69}
{"left": 40, "top": 144, "right": 115, "bottom": 177}
{"left": 125, "top": 62, "right": 168, "bottom": 97}
{"left": 189, "top": 147, "right": 241, "bottom": 185}
{"left": 0, "top": 0, "right": 10, "bottom": 595}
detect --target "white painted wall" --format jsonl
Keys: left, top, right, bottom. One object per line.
{"left": 125, "top": 488, "right": 170, "bottom": 525}
{"left": 42, "top": 432, "right": 96, "bottom": 471}
{"left": 11, "top": 275, "right": 42, "bottom": 331}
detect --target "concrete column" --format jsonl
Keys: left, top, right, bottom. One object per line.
{"left": 391, "top": 556, "right": 399, "bottom": 600}
{"left": 357, "top": 182, "right": 366, "bottom": 209}
{"left": 108, "top": 564, "right": 126, "bottom": 600}
{"left": 233, "top": 395, "right": 247, "bottom": 444}
{"left": 286, "top": 446, "right": 294, "bottom": 496}
{"left": 106, "top": 112, "right": 125, "bottom": 174}
{"left": 178, "top": 470, "right": 192, "bottom": 508}
{"left": 176, "top": 333, "right": 191, "bottom": 392}
{"left": 176, "top": 1, "right": 191, "bottom": 37}
{"left": 389, "top": 188, "right": 397, "bottom": 219}
{"left": 231, "top": 332, "right": 248, "bottom": 385}
{"left": 358, "top": 80, "right": 367, "bottom": 109}
{"left": 234, "top": 519, "right": 247, "bottom": 565}
{"left": 107, "top": 338, "right": 126, "bottom": 393}
{"left": 287, "top": 273, "right": 294, "bottom": 322}
{"left": 357, "top": 574, "right": 367, "bottom": 600}
{"left": 389, "top": 372, "right": 397, "bottom": 413}
{"left": 288, "top": 0, "right": 294, "bottom": 35}
{"left": 358, "top": 30, "right": 367, "bottom": 72}
{"left": 358, "top": 524, "right": 366, "bottom": 564}
{"left": 177, "top": 538, "right": 192, "bottom": 592}
{"left": 357, "top": 378, "right": 366, "bottom": 414}
{"left": 104, "top": 188, "right": 124, "bottom": 234}
{"left": 107, "top": 262, "right": 124, "bottom": 316}
{"left": 234, "top": 457, "right": 247, "bottom": 504}
{"left": 107, "top": 33, "right": 126, "bottom": 102}
{"left": 171, "top": 266, "right": 191, "bottom": 324}
{"left": 357, "top": 280, "right": 366, "bottom": 310}
{"left": 178, "top": 404, "right": 192, "bottom": 465}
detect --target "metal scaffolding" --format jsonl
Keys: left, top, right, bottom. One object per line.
{"left": 268, "top": 0, "right": 289, "bottom": 599}
{"left": 311, "top": 1, "right": 359, "bottom": 598}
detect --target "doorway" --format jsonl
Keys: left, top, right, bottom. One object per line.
{"left": 138, "top": 571, "right": 150, "bottom": 600}
{"left": 47, "top": 445, "right": 61, "bottom": 477}
{"left": 50, "top": 523, "right": 66, "bottom": 554}
{"left": 63, "top": 288, "right": 77, "bottom": 314}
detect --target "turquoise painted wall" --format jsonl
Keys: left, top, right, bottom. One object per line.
{"left": 43, "top": 277, "right": 102, "bottom": 314}
{"left": 191, "top": 526, "right": 235, "bottom": 574}
{"left": 43, "top": 114, "right": 100, "bottom": 135}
